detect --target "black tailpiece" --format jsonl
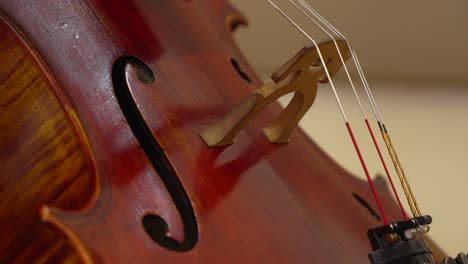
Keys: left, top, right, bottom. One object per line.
{"left": 368, "top": 215, "right": 435, "bottom": 264}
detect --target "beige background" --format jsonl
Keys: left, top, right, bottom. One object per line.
{"left": 231, "top": 0, "right": 468, "bottom": 257}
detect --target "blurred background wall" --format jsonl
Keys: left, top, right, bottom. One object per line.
{"left": 231, "top": 0, "right": 468, "bottom": 257}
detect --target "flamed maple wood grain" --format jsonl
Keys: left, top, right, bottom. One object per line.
{"left": 0, "top": 14, "right": 95, "bottom": 263}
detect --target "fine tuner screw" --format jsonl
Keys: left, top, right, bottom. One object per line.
{"left": 440, "top": 253, "right": 468, "bottom": 264}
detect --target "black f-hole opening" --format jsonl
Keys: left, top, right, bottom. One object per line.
{"left": 352, "top": 192, "right": 382, "bottom": 221}
{"left": 112, "top": 55, "right": 198, "bottom": 252}
{"left": 231, "top": 58, "right": 252, "bottom": 84}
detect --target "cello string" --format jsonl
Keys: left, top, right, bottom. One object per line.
{"left": 384, "top": 129, "right": 423, "bottom": 216}
{"left": 379, "top": 126, "right": 419, "bottom": 216}
{"left": 294, "top": 0, "right": 423, "bottom": 220}
{"left": 266, "top": 0, "right": 389, "bottom": 224}
{"left": 296, "top": 0, "right": 421, "bottom": 218}
{"left": 287, "top": 0, "right": 366, "bottom": 118}
{"left": 353, "top": 53, "right": 423, "bottom": 218}
{"left": 265, "top": 0, "right": 348, "bottom": 121}
{"left": 296, "top": 1, "right": 423, "bottom": 218}
{"left": 321, "top": 6, "right": 423, "bottom": 219}
{"left": 289, "top": 0, "right": 408, "bottom": 221}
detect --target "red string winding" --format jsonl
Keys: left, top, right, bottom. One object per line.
{"left": 345, "top": 122, "right": 388, "bottom": 225}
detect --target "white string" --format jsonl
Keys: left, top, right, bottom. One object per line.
{"left": 288, "top": 0, "right": 368, "bottom": 119}
{"left": 294, "top": 0, "right": 384, "bottom": 123}
{"left": 268, "top": 0, "right": 424, "bottom": 219}
{"left": 266, "top": 0, "right": 349, "bottom": 122}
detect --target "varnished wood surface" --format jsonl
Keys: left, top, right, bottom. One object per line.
{"left": 0, "top": 13, "right": 95, "bottom": 263}
{"left": 0, "top": 0, "right": 445, "bottom": 263}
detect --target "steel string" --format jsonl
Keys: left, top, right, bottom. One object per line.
{"left": 266, "top": 0, "right": 390, "bottom": 224}
{"left": 290, "top": 0, "right": 408, "bottom": 220}
{"left": 294, "top": 0, "right": 424, "bottom": 220}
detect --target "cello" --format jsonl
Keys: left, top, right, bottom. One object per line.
{"left": 0, "top": 0, "right": 464, "bottom": 263}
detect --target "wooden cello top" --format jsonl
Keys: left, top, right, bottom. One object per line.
{"left": 0, "top": 0, "right": 455, "bottom": 263}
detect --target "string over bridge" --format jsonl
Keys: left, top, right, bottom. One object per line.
{"left": 200, "top": 40, "right": 350, "bottom": 147}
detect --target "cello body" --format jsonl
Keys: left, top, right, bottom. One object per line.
{"left": 0, "top": 1, "right": 445, "bottom": 263}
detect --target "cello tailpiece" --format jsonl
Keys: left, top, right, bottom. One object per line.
{"left": 368, "top": 215, "right": 436, "bottom": 264}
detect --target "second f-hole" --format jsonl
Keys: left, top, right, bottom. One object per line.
{"left": 231, "top": 58, "right": 252, "bottom": 84}
{"left": 352, "top": 192, "right": 382, "bottom": 221}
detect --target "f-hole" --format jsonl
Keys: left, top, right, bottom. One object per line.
{"left": 112, "top": 55, "right": 198, "bottom": 252}
{"left": 352, "top": 192, "right": 382, "bottom": 221}
{"left": 231, "top": 58, "right": 252, "bottom": 84}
